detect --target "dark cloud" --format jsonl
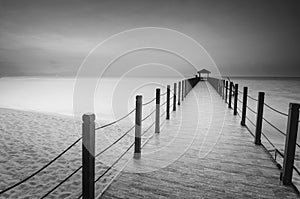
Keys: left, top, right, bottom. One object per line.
{"left": 0, "top": 0, "right": 300, "bottom": 77}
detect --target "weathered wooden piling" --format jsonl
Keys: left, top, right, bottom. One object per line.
{"left": 234, "top": 84, "right": 238, "bottom": 115}
{"left": 225, "top": 81, "right": 228, "bottom": 103}
{"left": 155, "top": 88, "right": 160, "bottom": 133}
{"left": 282, "top": 103, "right": 300, "bottom": 185}
{"left": 182, "top": 80, "right": 184, "bottom": 101}
{"left": 228, "top": 81, "right": 233, "bottom": 108}
{"left": 255, "top": 92, "right": 264, "bottom": 145}
{"left": 178, "top": 81, "right": 181, "bottom": 105}
{"left": 82, "top": 113, "right": 95, "bottom": 199}
{"left": 166, "top": 85, "right": 170, "bottom": 120}
{"left": 184, "top": 80, "right": 187, "bottom": 98}
{"left": 173, "top": 83, "right": 177, "bottom": 111}
{"left": 134, "top": 95, "right": 142, "bottom": 159}
{"left": 241, "top": 87, "right": 248, "bottom": 126}
{"left": 222, "top": 80, "right": 225, "bottom": 100}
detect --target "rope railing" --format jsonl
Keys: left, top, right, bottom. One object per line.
{"left": 247, "top": 94, "right": 258, "bottom": 102}
{"left": 160, "top": 100, "right": 167, "bottom": 107}
{"left": 94, "top": 141, "right": 134, "bottom": 184}
{"left": 247, "top": 106, "right": 257, "bottom": 115}
{"left": 95, "top": 125, "right": 135, "bottom": 158}
{"left": 142, "top": 97, "right": 156, "bottom": 106}
{"left": 160, "top": 110, "right": 166, "bottom": 118}
{"left": 0, "top": 107, "right": 138, "bottom": 196}
{"left": 93, "top": 118, "right": 159, "bottom": 187}
{"left": 141, "top": 109, "right": 156, "bottom": 122}
{"left": 160, "top": 91, "right": 167, "bottom": 96}
{"left": 142, "top": 121, "right": 156, "bottom": 136}
{"left": 237, "top": 107, "right": 242, "bottom": 113}
{"left": 245, "top": 116, "right": 256, "bottom": 128}
{"left": 95, "top": 109, "right": 135, "bottom": 131}
{"left": 0, "top": 137, "right": 82, "bottom": 195}
{"left": 0, "top": 77, "right": 200, "bottom": 198}
{"left": 263, "top": 117, "right": 286, "bottom": 137}
{"left": 221, "top": 78, "right": 300, "bottom": 187}
{"left": 264, "top": 102, "right": 289, "bottom": 117}
{"left": 261, "top": 130, "right": 277, "bottom": 149}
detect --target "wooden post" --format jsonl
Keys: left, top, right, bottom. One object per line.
{"left": 178, "top": 81, "right": 181, "bottom": 105}
{"left": 182, "top": 80, "right": 184, "bottom": 101}
{"left": 255, "top": 92, "right": 264, "bottom": 145}
{"left": 228, "top": 81, "right": 233, "bottom": 108}
{"left": 241, "top": 87, "right": 248, "bottom": 126}
{"left": 82, "top": 113, "right": 95, "bottom": 199}
{"left": 134, "top": 95, "right": 142, "bottom": 159}
{"left": 225, "top": 81, "right": 228, "bottom": 103}
{"left": 234, "top": 84, "right": 238, "bottom": 115}
{"left": 217, "top": 80, "right": 220, "bottom": 95}
{"left": 166, "top": 85, "right": 170, "bottom": 120}
{"left": 173, "top": 83, "right": 177, "bottom": 111}
{"left": 219, "top": 80, "right": 222, "bottom": 96}
{"left": 155, "top": 88, "right": 160, "bottom": 133}
{"left": 183, "top": 80, "right": 185, "bottom": 98}
{"left": 282, "top": 103, "right": 300, "bottom": 185}
{"left": 222, "top": 80, "right": 225, "bottom": 100}
{"left": 185, "top": 80, "right": 187, "bottom": 97}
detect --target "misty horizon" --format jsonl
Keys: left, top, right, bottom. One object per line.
{"left": 1, "top": 0, "right": 300, "bottom": 77}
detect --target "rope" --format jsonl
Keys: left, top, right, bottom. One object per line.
{"left": 262, "top": 118, "right": 286, "bottom": 137}
{"left": 261, "top": 131, "right": 277, "bottom": 149}
{"left": 95, "top": 125, "right": 135, "bottom": 158}
{"left": 244, "top": 117, "right": 255, "bottom": 137}
{"left": 264, "top": 103, "right": 288, "bottom": 117}
{"left": 247, "top": 106, "right": 257, "bottom": 115}
{"left": 237, "top": 107, "right": 242, "bottom": 113}
{"left": 78, "top": 121, "right": 157, "bottom": 199}
{"left": 294, "top": 166, "right": 300, "bottom": 176}
{"left": 142, "top": 97, "right": 156, "bottom": 106}
{"left": 41, "top": 166, "right": 82, "bottom": 198}
{"left": 238, "top": 90, "right": 243, "bottom": 94}
{"left": 142, "top": 121, "right": 155, "bottom": 136}
{"left": 94, "top": 141, "right": 134, "bottom": 184}
{"left": 141, "top": 109, "right": 156, "bottom": 122}
{"left": 246, "top": 116, "right": 256, "bottom": 128}
{"left": 238, "top": 98, "right": 243, "bottom": 103}
{"left": 247, "top": 95, "right": 258, "bottom": 102}
{"left": 160, "top": 91, "right": 167, "bottom": 96}
{"left": 160, "top": 101, "right": 167, "bottom": 107}
{"left": 0, "top": 137, "right": 82, "bottom": 195}
{"left": 160, "top": 110, "right": 166, "bottom": 118}
{"left": 95, "top": 109, "right": 135, "bottom": 130}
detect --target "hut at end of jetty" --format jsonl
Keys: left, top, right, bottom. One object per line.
{"left": 197, "top": 69, "right": 211, "bottom": 81}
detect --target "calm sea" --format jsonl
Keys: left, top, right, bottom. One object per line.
{"left": 230, "top": 77, "right": 300, "bottom": 149}
{"left": 0, "top": 77, "right": 180, "bottom": 120}
{"left": 230, "top": 77, "right": 300, "bottom": 188}
{"left": 0, "top": 76, "right": 299, "bottom": 182}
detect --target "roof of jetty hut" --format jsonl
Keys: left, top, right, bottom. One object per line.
{"left": 197, "top": 69, "right": 211, "bottom": 74}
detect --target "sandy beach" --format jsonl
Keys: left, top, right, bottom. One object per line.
{"left": 0, "top": 108, "right": 144, "bottom": 198}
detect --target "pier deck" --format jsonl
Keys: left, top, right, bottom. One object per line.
{"left": 102, "top": 82, "right": 299, "bottom": 199}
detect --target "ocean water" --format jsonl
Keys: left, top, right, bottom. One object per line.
{"left": 0, "top": 77, "right": 180, "bottom": 121}
{"left": 0, "top": 76, "right": 299, "bottom": 186}
{"left": 0, "top": 76, "right": 299, "bottom": 142}
{"left": 230, "top": 77, "right": 300, "bottom": 187}
{"left": 230, "top": 77, "right": 300, "bottom": 149}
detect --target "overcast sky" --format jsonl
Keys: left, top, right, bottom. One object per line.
{"left": 0, "top": 0, "right": 300, "bottom": 77}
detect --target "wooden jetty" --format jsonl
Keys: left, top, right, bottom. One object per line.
{"left": 100, "top": 80, "right": 299, "bottom": 199}
{"left": 1, "top": 75, "right": 299, "bottom": 198}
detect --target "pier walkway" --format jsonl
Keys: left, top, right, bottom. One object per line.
{"left": 101, "top": 82, "right": 299, "bottom": 198}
